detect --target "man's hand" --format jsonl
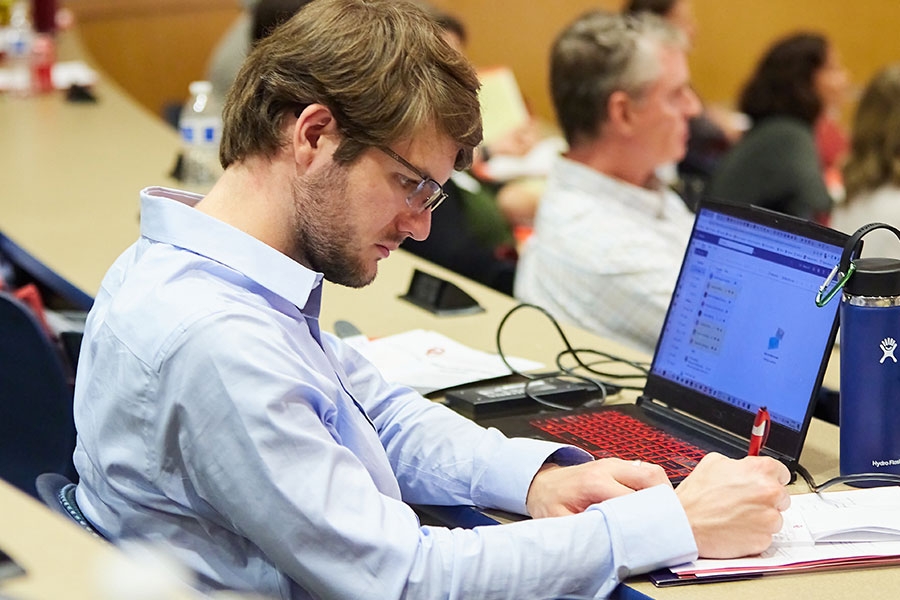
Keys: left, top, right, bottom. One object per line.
{"left": 676, "top": 452, "right": 791, "bottom": 558}
{"left": 526, "top": 458, "right": 670, "bottom": 519}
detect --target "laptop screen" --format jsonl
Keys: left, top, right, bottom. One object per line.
{"left": 644, "top": 201, "right": 846, "bottom": 460}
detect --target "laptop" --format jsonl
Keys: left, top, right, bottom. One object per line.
{"left": 481, "top": 200, "right": 849, "bottom": 483}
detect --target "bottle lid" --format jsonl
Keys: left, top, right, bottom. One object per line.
{"left": 846, "top": 257, "right": 900, "bottom": 297}
{"left": 188, "top": 80, "right": 213, "bottom": 96}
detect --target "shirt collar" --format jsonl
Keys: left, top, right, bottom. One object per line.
{"left": 138, "top": 186, "right": 323, "bottom": 314}
{"left": 552, "top": 155, "right": 672, "bottom": 218}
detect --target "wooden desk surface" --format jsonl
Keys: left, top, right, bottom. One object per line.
{"left": 0, "top": 29, "right": 183, "bottom": 298}
{"left": 1, "top": 25, "right": 879, "bottom": 600}
{"left": 0, "top": 477, "right": 114, "bottom": 599}
{"left": 0, "top": 478, "right": 206, "bottom": 600}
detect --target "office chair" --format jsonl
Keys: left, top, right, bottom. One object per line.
{"left": 0, "top": 231, "right": 94, "bottom": 311}
{"left": 34, "top": 472, "right": 105, "bottom": 539}
{"left": 0, "top": 291, "right": 78, "bottom": 498}
{"left": 0, "top": 230, "right": 92, "bottom": 379}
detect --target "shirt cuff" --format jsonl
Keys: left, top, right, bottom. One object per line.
{"left": 472, "top": 432, "right": 592, "bottom": 514}
{"left": 590, "top": 484, "right": 698, "bottom": 578}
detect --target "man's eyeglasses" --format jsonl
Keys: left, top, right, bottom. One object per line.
{"left": 378, "top": 147, "right": 447, "bottom": 213}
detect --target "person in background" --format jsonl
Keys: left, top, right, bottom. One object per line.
{"left": 515, "top": 10, "right": 701, "bottom": 356}
{"left": 205, "top": 0, "right": 312, "bottom": 105}
{"left": 400, "top": 7, "right": 519, "bottom": 295}
{"left": 624, "top": 0, "right": 696, "bottom": 41}
{"left": 831, "top": 64, "right": 900, "bottom": 257}
{"left": 205, "top": 0, "right": 258, "bottom": 102}
{"left": 72, "top": 1, "right": 790, "bottom": 598}
{"left": 708, "top": 33, "right": 841, "bottom": 223}
{"left": 623, "top": 0, "right": 744, "bottom": 209}
{"left": 250, "top": 0, "right": 311, "bottom": 40}
{"left": 814, "top": 45, "right": 852, "bottom": 200}
{"left": 427, "top": 9, "right": 557, "bottom": 239}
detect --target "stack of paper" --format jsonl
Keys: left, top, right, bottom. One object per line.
{"left": 653, "top": 486, "right": 900, "bottom": 586}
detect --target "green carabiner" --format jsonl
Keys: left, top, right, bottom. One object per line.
{"left": 815, "top": 262, "right": 856, "bottom": 307}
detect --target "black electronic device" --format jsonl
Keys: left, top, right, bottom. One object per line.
{"left": 445, "top": 377, "right": 614, "bottom": 421}
{"left": 399, "top": 268, "right": 484, "bottom": 316}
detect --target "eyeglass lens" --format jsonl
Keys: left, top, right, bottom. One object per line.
{"left": 379, "top": 147, "right": 446, "bottom": 213}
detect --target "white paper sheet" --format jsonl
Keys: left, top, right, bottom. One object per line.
{"left": 343, "top": 329, "right": 543, "bottom": 395}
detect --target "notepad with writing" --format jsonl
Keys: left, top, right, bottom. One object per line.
{"left": 651, "top": 487, "right": 900, "bottom": 586}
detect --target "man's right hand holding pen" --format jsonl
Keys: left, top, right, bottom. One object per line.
{"left": 675, "top": 406, "right": 786, "bottom": 558}
{"left": 528, "top": 403, "right": 791, "bottom": 559}
{"left": 676, "top": 452, "right": 792, "bottom": 558}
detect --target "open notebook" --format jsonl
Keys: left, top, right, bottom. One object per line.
{"left": 482, "top": 200, "right": 848, "bottom": 482}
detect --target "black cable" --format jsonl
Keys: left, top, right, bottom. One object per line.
{"left": 556, "top": 348, "right": 649, "bottom": 390}
{"left": 523, "top": 372, "right": 607, "bottom": 411}
{"left": 795, "top": 462, "right": 900, "bottom": 495}
{"left": 494, "top": 302, "right": 650, "bottom": 409}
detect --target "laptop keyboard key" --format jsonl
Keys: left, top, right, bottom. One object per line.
{"left": 529, "top": 410, "right": 708, "bottom": 482}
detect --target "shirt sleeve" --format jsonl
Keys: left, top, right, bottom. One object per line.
{"left": 325, "top": 332, "right": 593, "bottom": 514}
{"left": 163, "top": 314, "right": 696, "bottom": 599}
{"left": 406, "top": 484, "right": 697, "bottom": 599}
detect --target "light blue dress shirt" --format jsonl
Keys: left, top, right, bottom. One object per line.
{"left": 73, "top": 187, "right": 697, "bottom": 599}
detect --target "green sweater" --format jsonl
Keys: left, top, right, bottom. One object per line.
{"left": 709, "top": 116, "right": 833, "bottom": 220}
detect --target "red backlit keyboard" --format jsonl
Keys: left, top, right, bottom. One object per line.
{"left": 529, "top": 410, "right": 707, "bottom": 482}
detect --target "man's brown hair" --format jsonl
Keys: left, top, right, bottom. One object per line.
{"left": 220, "top": 0, "right": 482, "bottom": 170}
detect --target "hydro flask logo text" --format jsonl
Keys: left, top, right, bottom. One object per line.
{"left": 880, "top": 337, "right": 898, "bottom": 364}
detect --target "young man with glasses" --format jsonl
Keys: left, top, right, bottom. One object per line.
{"left": 72, "top": 1, "right": 790, "bottom": 598}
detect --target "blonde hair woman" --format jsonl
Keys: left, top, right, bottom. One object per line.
{"left": 831, "top": 64, "right": 900, "bottom": 257}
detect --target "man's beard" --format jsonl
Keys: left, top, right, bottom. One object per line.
{"left": 290, "top": 162, "right": 376, "bottom": 288}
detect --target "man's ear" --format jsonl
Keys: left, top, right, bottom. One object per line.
{"left": 606, "top": 90, "right": 636, "bottom": 136}
{"left": 292, "top": 104, "right": 340, "bottom": 171}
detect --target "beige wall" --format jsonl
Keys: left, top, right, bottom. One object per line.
{"left": 70, "top": 0, "right": 900, "bottom": 127}
{"left": 68, "top": 0, "right": 240, "bottom": 119}
{"left": 431, "top": 0, "right": 900, "bottom": 127}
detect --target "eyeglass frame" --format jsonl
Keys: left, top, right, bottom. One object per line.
{"left": 291, "top": 105, "right": 447, "bottom": 213}
{"left": 378, "top": 146, "right": 448, "bottom": 213}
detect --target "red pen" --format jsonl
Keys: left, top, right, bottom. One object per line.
{"left": 748, "top": 406, "right": 770, "bottom": 456}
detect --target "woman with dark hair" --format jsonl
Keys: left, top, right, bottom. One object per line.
{"left": 708, "top": 33, "right": 842, "bottom": 221}
{"left": 831, "top": 64, "right": 900, "bottom": 257}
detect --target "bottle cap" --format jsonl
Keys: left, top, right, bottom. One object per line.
{"left": 845, "top": 257, "right": 900, "bottom": 297}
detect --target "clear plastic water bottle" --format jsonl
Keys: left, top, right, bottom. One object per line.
{"left": 178, "top": 80, "right": 223, "bottom": 186}
{"left": 5, "top": 0, "right": 34, "bottom": 97}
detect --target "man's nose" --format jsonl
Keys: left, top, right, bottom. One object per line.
{"left": 684, "top": 88, "right": 703, "bottom": 118}
{"left": 402, "top": 208, "right": 432, "bottom": 242}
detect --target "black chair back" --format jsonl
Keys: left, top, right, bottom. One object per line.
{"left": 0, "top": 292, "right": 77, "bottom": 497}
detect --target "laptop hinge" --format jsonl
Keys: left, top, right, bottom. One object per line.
{"left": 636, "top": 395, "right": 751, "bottom": 457}
{"left": 636, "top": 395, "right": 799, "bottom": 476}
